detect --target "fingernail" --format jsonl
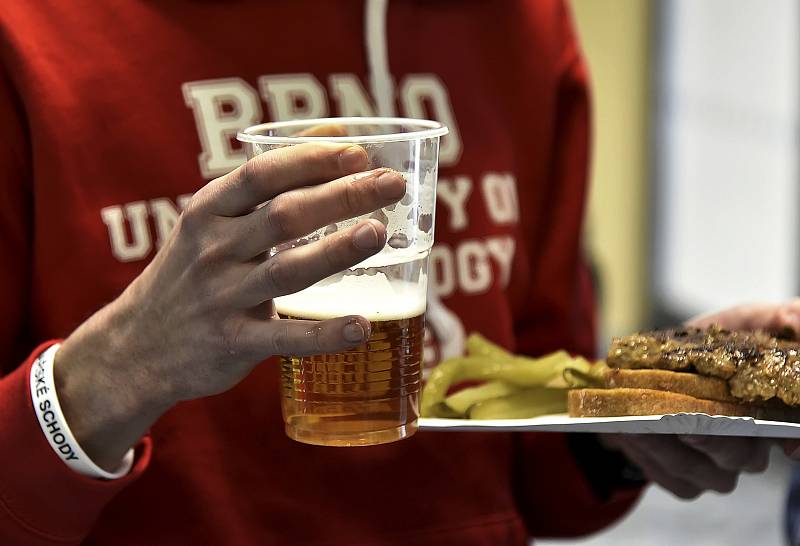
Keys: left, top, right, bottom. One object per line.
{"left": 339, "top": 146, "right": 367, "bottom": 172}
{"left": 353, "top": 222, "right": 380, "bottom": 250}
{"left": 375, "top": 170, "right": 406, "bottom": 200}
{"left": 343, "top": 321, "right": 365, "bottom": 343}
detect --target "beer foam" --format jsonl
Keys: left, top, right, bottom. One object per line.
{"left": 275, "top": 271, "right": 427, "bottom": 321}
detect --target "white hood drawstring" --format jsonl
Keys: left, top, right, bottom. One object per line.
{"left": 364, "top": 1, "right": 467, "bottom": 361}
{"left": 364, "top": 0, "right": 396, "bottom": 116}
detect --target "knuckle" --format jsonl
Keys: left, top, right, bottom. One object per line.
{"left": 340, "top": 177, "right": 364, "bottom": 212}
{"left": 219, "top": 319, "right": 246, "bottom": 358}
{"left": 265, "top": 195, "right": 296, "bottom": 241}
{"left": 722, "top": 453, "right": 750, "bottom": 471}
{"left": 302, "top": 142, "right": 337, "bottom": 165}
{"left": 313, "top": 329, "right": 325, "bottom": 353}
{"left": 715, "top": 474, "right": 738, "bottom": 494}
{"left": 179, "top": 197, "right": 206, "bottom": 236}
{"left": 196, "top": 241, "right": 227, "bottom": 265}
{"left": 240, "top": 155, "right": 258, "bottom": 186}
{"left": 269, "top": 323, "right": 292, "bottom": 355}
{"left": 263, "top": 258, "right": 295, "bottom": 293}
{"left": 306, "top": 325, "right": 325, "bottom": 354}
{"left": 676, "top": 487, "right": 702, "bottom": 500}
{"left": 659, "top": 476, "right": 702, "bottom": 500}
{"left": 322, "top": 235, "right": 346, "bottom": 271}
{"left": 753, "top": 455, "right": 770, "bottom": 472}
{"left": 235, "top": 154, "right": 263, "bottom": 194}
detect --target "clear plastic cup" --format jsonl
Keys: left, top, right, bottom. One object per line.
{"left": 237, "top": 117, "right": 447, "bottom": 446}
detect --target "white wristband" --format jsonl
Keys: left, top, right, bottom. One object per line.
{"left": 30, "top": 344, "right": 134, "bottom": 480}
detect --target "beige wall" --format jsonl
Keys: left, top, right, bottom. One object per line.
{"left": 571, "top": 0, "right": 652, "bottom": 339}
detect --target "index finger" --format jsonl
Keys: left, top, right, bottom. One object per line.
{"left": 198, "top": 142, "right": 369, "bottom": 217}
{"left": 679, "top": 435, "right": 769, "bottom": 472}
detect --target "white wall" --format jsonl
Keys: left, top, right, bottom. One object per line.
{"left": 654, "top": 0, "right": 799, "bottom": 317}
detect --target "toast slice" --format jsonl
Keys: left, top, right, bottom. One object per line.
{"left": 569, "top": 388, "right": 752, "bottom": 418}
{"left": 603, "top": 368, "right": 736, "bottom": 403}
{"left": 568, "top": 387, "right": 800, "bottom": 422}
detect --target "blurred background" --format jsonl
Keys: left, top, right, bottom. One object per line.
{"left": 542, "top": 0, "right": 799, "bottom": 544}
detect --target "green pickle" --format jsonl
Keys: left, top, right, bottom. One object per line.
{"left": 421, "top": 333, "right": 604, "bottom": 419}
{"left": 443, "top": 381, "right": 519, "bottom": 416}
{"left": 468, "top": 388, "right": 568, "bottom": 420}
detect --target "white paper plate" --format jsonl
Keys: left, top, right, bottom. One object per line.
{"left": 419, "top": 413, "right": 800, "bottom": 438}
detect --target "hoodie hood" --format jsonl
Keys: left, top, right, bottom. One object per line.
{"left": 365, "top": 0, "right": 395, "bottom": 115}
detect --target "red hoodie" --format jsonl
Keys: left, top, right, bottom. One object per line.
{"left": 0, "top": 1, "right": 640, "bottom": 544}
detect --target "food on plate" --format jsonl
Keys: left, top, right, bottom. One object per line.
{"left": 420, "top": 334, "right": 606, "bottom": 419}
{"left": 569, "top": 387, "right": 800, "bottom": 421}
{"left": 569, "top": 325, "right": 800, "bottom": 421}
{"left": 467, "top": 388, "right": 570, "bottom": 420}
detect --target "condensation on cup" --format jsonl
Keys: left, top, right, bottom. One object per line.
{"left": 238, "top": 118, "right": 447, "bottom": 446}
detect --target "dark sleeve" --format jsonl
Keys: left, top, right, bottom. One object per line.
{"left": 0, "top": 60, "right": 152, "bottom": 546}
{"left": 513, "top": 432, "right": 643, "bottom": 538}
{"left": 0, "top": 58, "right": 33, "bottom": 367}
{"left": 566, "top": 433, "right": 647, "bottom": 501}
{"left": 511, "top": 1, "right": 643, "bottom": 538}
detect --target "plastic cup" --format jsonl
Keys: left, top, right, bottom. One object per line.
{"left": 237, "top": 117, "right": 447, "bottom": 446}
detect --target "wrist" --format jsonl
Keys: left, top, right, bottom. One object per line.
{"left": 31, "top": 344, "right": 135, "bottom": 478}
{"left": 566, "top": 433, "right": 646, "bottom": 500}
{"left": 55, "top": 304, "right": 173, "bottom": 471}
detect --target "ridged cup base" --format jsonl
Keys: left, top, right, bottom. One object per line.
{"left": 284, "top": 420, "right": 418, "bottom": 447}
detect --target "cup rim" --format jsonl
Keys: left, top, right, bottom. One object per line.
{"left": 236, "top": 117, "right": 449, "bottom": 145}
